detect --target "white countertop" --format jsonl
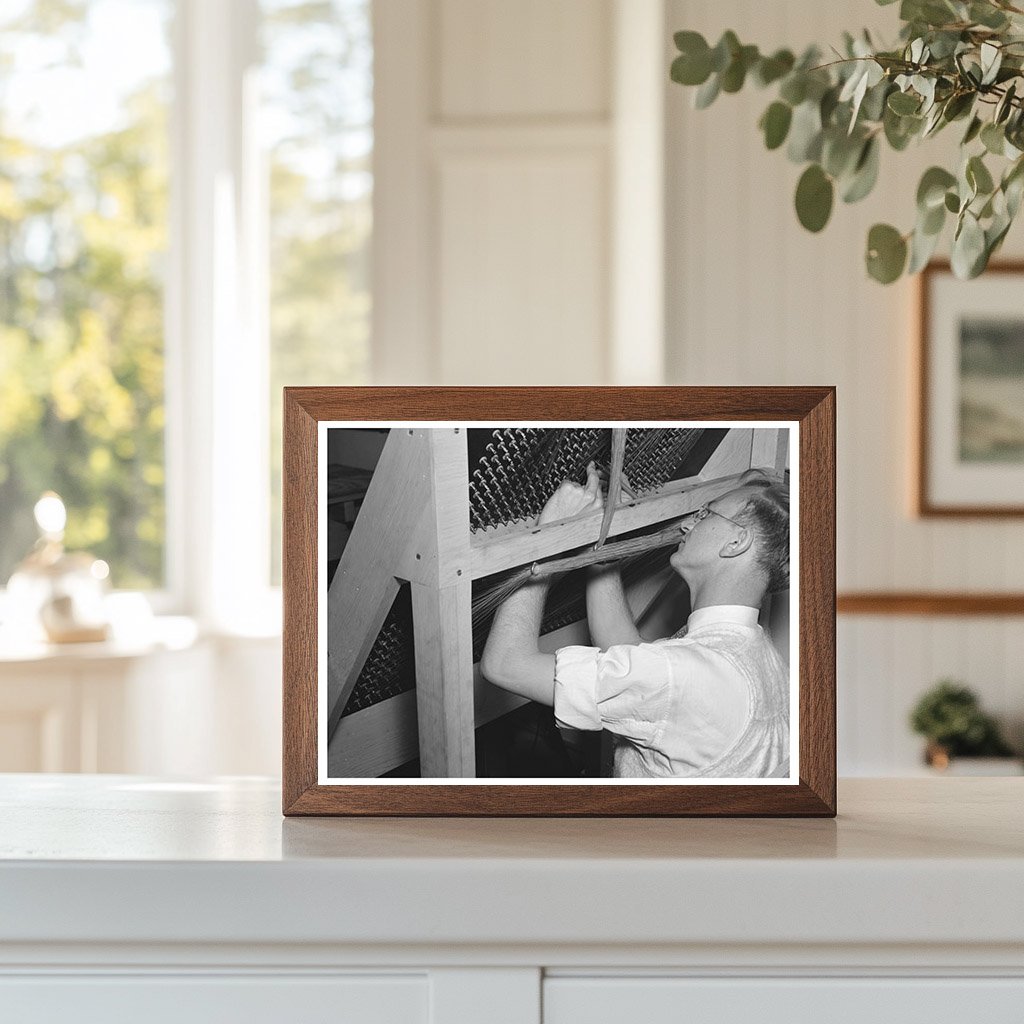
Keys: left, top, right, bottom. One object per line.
{"left": 1, "top": 775, "right": 1022, "bottom": 953}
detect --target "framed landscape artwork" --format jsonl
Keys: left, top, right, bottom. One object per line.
{"left": 918, "top": 262, "right": 1024, "bottom": 516}
{"left": 282, "top": 387, "right": 836, "bottom": 817}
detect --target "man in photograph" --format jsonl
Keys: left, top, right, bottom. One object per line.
{"left": 481, "top": 466, "right": 791, "bottom": 779}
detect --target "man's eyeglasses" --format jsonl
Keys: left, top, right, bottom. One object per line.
{"left": 680, "top": 504, "right": 745, "bottom": 530}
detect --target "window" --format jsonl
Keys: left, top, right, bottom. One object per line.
{"left": 261, "top": 0, "right": 373, "bottom": 582}
{"left": 0, "top": 0, "right": 374, "bottom": 620}
{"left": 0, "top": 0, "right": 173, "bottom": 589}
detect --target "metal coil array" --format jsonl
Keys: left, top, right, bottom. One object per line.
{"left": 342, "top": 427, "right": 706, "bottom": 718}
{"left": 468, "top": 427, "right": 704, "bottom": 531}
{"left": 341, "top": 585, "right": 416, "bottom": 716}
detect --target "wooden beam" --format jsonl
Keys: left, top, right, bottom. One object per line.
{"left": 751, "top": 427, "right": 789, "bottom": 477}
{"left": 412, "top": 578, "right": 476, "bottom": 777}
{"left": 470, "top": 473, "right": 747, "bottom": 579}
{"left": 412, "top": 428, "right": 476, "bottom": 777}
{"left": 838, "top": 592, "right": 1024, "bottom": 616}
{"left": 699, "top": 427, "right": 753, "bottom": 480}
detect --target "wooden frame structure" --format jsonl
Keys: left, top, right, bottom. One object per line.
{"left": 283, "top": 387, "right": 836, "bottom": 816}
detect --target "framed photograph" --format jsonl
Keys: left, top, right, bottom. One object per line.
{"left": 283, "top": 387, "right": 835, "bottom": 816}
{"left": 917, "top": 261, "right": 1024, "bottom": 516}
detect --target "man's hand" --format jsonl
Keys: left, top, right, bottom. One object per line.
{"left": 538, "top": 461, "right": 604, "bottom": 526}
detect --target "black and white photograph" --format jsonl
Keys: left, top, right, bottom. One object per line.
{"left": 319, "top": 422, "right": 796, "bottom": 783}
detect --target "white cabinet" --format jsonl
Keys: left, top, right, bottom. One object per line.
{"left": 2, "top": 777, "right": 1023, "bottom": 1023}
{"left": 0, "top": 975, "right": 428, "bottom": 1024}
{"left": 544, "top": 977, "right": 1024, "bottom": 1023}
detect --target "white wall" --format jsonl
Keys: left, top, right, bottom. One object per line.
{"left": 665, "top": 0, "right": 1024, "bottom": 772}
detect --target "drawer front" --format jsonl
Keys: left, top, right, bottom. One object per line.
{"left": 544, "top": 977, "right": 1024, "bottom": 1023}
{"left": 0, "top": 974, "right": 427, "bottom": 1024}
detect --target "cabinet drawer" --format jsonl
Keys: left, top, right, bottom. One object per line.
{"left": 0, "top": 974, "right": 427, "bottom": 1024}
{"left": 544, "top": 977, "right": 1024, "bottom": 1023}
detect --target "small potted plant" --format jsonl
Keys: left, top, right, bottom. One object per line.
{"left": 909, "top": 679, "right": 1019, "bottom": 772}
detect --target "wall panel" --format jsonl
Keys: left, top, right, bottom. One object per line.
{"left": 436, "top": 150, "right": 608, "bottom": 384}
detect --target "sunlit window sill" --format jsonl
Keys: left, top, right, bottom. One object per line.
{"left": 0, "top": 616, "right": 202, "bottom": 665}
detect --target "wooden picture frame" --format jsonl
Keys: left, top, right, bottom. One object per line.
{"left": 283, "top": 387, "right": 836, "bottom": 816}
{"left": 917, "top": 260, "right": 1024, "bottom": 517}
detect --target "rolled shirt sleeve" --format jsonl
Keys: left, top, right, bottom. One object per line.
{"left": 553, "top": 642, "right": 675, "bottom": 746}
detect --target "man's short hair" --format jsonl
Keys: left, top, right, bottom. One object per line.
{"left": 736, "top": 470, "right": 790, "bottom": 593}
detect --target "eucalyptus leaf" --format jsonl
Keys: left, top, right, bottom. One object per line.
{"left": 962, "top": 115, "right": 983, "bottom": 145}
{"left": 721, "top": 45, "right": 759, "bottom": 93}
{"left": 710, "top": 31, "right": 740, "bottom": 73}
{"left": 787, "top": 100, "right": 824, "bottom": 162}
{"left": 967, "top": 154, "right": 995, "bottom": 195}
{"left": 861, "top": 80, "right": 892, "bottom": 122}
{"left": 779, "top": 73, "right": 807, "bottom": 106}
{"left": 981, "top": 42, "right": 1003, "bottom": 86}
{"left": 888, "top": 90, "right": 921, "bottom": 115}
{"left": 822, "top": 128, "right": 863, "bottom": 178}
{"left": 921, "top": 200, "right": 946, "bottom": 235}
{"left": 951, "top": 211, "right": 986, "bottom": 278}
{"left": 866, "top": 223, "right": 908, "bottom": 283}
{"left": 995, "top": 82, "right": 1017, "bottom": 124}
{"left": 944, "top": 190, "right": 961, "bottom": 213}
{"left": 694, "top": 73, "right": 721, "bottom": 109}
{"left": 942, "top": 92, "right": 974, "bottom": 122}
{"left": 842, "top": 137, "right": 881, "bottom": 203}
{"left": 754, "top": 49, "right": 795, "bottom": 87}
{"left": 760, "top": 101, "right": 793, "bottom": 150}
{"left": 917, "top": 166, "right": 957, "bottom": 210}
{"left": 970, "top": 2, "right": 1009, "bottom": 30}
{"left": 908, "top": 221, "right": 942, "bottom": 273}
{"left": 795, "top": 164, "right": 834, "bottom": 232}
{"left": 981, "top": 122, "right": 1005, "bottom": 155}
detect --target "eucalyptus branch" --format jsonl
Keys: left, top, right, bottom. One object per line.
{"left": 670, "top": 1, "right": 1024, "bottom": 283}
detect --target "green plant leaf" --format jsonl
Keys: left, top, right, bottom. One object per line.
{"left": 709, "top": 31, "right": 740, "bottom": 73}
{"left": 970, "top": 2, "right": 1009, "bottom": 29}
{"left": 981, "top": 122, "right": 1005, "bottom": 155}
{"left": 962, "top": 115, "right": 983, "bottom": 145}
{"left": 967, "top": 154, "right": 995, "bottom": 196}
{"left": 694, "top": 73, "right": 721, "bottom": 109}
{"left": 884, "top": 106, "right": 922, "bottom": 150}
{"left": 671, "top": 32, "right": 712, "bottom": 85}
{"left": 888, "top": 90, "right": 921, "bottom": 116}
{"left": 754, "top": 49, "right": 794, "bottom": 87}
{"left": 980, "top": 41, "right": 1002, "bottom": 86}
{"left": 721, "top": 44, "right": 759, "bottom": 92}
{"left": 951, "top": 211, "right": 986, "bottom": 278}
{"left": 995, "top": 82, "right": 1017, "bottom": 125}
{"left": 942, "top": 92, "right": 974, "bottom": 123}
{"left": 795, "top": 164, "right": 834, "bottom": 232}
{"left": 866, "top": 223, "right": 907, "bottom": 283}
{"left": 779, "top": 73, "right": 807, "bottom": 106}
{"left": 822, "top": 128, "right": 863, "bottom": 177}
{"left": 760, "top": 101, "right": 792, "bottom": 150}
{"left": 842, "top": 136, "right": 880, "bottom": 203}
{"left": 787, "top": 100, "right": 824, "bottom": 162}
{"left": 908, "top": 221, "right": 942, "bottom": 273}
{"left": 917, "top": 166, "right": 957, "bottom": 210}
{"left": 944, "top": 190, "right": 961, "bottom": 213}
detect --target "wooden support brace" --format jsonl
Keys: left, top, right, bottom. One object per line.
{"left": 699, "top": 427, "right": 754, "bottom": 480}
{"left": 751, "top": 427, "right": 789, "bottom": 479}
{"left": 411, "top": 577, "right": 476, "bottom": 778}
